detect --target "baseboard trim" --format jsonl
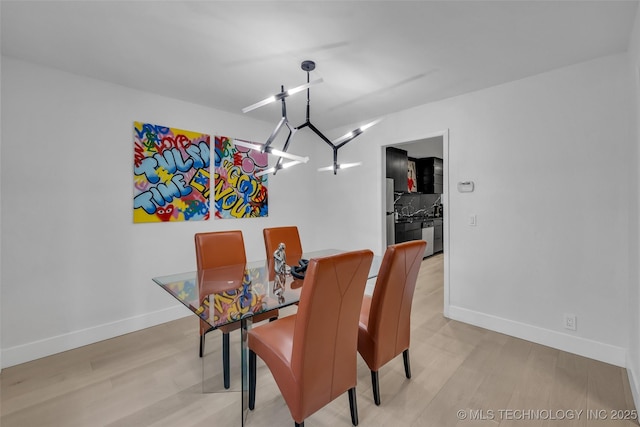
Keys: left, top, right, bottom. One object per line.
{"left": 1, "top": 305, "right": 191, "bottom": 369}
{"left": 448, "top": 305, "right": 626, "bottom": 367}
{"left": 627, "top": 355, "right": 640, "bottom": 410}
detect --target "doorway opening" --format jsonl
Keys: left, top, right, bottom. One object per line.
{"left": 382, "top": 130, "right": 450, "bottom": 317}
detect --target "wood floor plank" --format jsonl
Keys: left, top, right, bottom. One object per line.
{"left": 498, "top": 344, "right": 558, "bottom": 427}
{"left": 466, "top": 335, "right": 532, "bottom": 415}
{"left": 538, "top": 351, "right": 589, "bottom": 427}
{"left": 587, "top": 359, "right": 639, "bottom": 427}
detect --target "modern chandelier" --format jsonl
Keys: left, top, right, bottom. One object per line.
{"left": 238, "top": 60, "right": 380, "bottom": 175}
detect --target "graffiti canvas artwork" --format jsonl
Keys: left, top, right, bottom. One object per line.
{"left": 133, "top": 122, "right": 211, "bottom": 223}
{"left": 214, "top": 136, "right": 268, "bottom": 219}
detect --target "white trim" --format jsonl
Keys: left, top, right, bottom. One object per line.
{"left": 627, "top": 353, "right": 640, "bottom": 410}
{"left": 381, "top": 145, "right": 390, "bottom": 248}
{"left": 442, "top": 129, "right": 451, "bottom": 318}
{"left": 1, "top": 305, "right": 191, "bottom": 369}
{"left": 449, "top": 305, "right": 627, "bottom": 367}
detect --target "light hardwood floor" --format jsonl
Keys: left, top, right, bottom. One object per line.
{"left": 1, "top": 253, "right": 638, "bottom": 426}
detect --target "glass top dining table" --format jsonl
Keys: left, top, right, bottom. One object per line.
{"left": 152, "top": 249, "right": 382, "bottom": 426}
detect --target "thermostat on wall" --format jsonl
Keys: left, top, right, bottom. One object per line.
{"left": 457, "top": 181, "right": 474, "bottom": 193}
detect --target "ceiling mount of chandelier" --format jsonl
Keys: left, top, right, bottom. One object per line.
{"left": 241, "top": 60, "right": 380, "bottom": 175}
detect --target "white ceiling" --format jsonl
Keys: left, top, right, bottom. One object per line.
{"left": 1, "top": 1, "right": 638, "bottom": 134}
{"left": 397, "top": 136, "right": 444, "bottom": 159}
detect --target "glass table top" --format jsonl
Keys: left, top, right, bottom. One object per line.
{"left": 153, "top": 249, "right": 382, "bottom": 330}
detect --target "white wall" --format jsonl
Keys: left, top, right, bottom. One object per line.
{"left": 628, "top": 3, "right": 640, "bottom": 409}
{"left": 319, "top": 53, "right": 634, "bottom": 367}
{"left": 1, "top": 51, "right": 636, "bottom": 373}
{"left": 394, "top": 136, "right": 444, "bottom": 159}
{"left": 0, "top": 57, "right": 319, "bottom": 367}
{"left": 0, "top": 45, "right": 4, "bottom": 372}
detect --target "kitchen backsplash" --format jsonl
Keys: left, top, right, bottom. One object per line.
{"left": 395, "top": 193, "right": 441, "bottom": 217}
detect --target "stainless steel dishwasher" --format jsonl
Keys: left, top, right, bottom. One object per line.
{"left": 422, "top": 220, "right": 434, "bottom": 257}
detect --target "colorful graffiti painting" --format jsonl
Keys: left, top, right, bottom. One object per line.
{"left": 214, "top": 136, "right": 268, "bottom": 219}
{"left": 133, "top": 122, "right": 210, "bottom": 223}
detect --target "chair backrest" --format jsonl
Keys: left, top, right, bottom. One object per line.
{"left": 195, "top": 231, "right": 248, "bottom": 330}
{"left": 291, "top": 249, "right": 373, "bottom": 416}
{"left": 367, "top": 240, "right": 425, "bottom": 365}
{"left": 263, "top": 226, "right": 303, "bottom": 278}
{"left": 194, "top": 230, "right": 246, "bottom": 270}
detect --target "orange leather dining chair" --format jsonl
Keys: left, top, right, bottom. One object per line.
{"left": 263, "top": 226, "right": 303, "bottom": 280}
{"left": 195, "top": 230, "right": 278, "bottom": 389}
{"left": 248, "top": 249, "right": 374, "bottom": 427}
{"left": 357, "top": 240, "right": 426, "bottom": 405}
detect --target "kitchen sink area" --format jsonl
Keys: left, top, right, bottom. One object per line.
{"left": 392, "top": 192, "right": 443, "bottom": 257}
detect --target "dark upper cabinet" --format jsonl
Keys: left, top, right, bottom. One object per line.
{"left": 386, "top": 147, "right": 408, "bottom": 192}
{"left": 416, "top": 157, "right": 443, "bottom": 194}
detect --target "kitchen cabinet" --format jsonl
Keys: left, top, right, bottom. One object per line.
{"left": 416, "top": 157, "right": 443, "bottom": 194}
{"left": 386, "top": 147, "right": 408, "bottom": 193}
{"left": 433, "top": 218, "right": 443, "bottom": 253}
{"left": 395, "top": 218, "right": 441, "bottom": 257}
{"left": 395, "top": 221, "right": 421, "bottom": 244}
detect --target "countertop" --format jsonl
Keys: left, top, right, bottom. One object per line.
{"left": 395, "top": 216, "right": 443, "bottom": 224}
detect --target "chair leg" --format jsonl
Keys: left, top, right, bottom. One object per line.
{"left": 370, "top": 370, "right": 381, "bottom": 406}
{"left": 249, "top": 350, "right": 256, "bottom": 410}
{"left": 223, "top": 332, "right": 230, "bottom": 389}
{"left": 199, "top": 334, "right": 205, "bottom": 358}
{"left": 348, "top": 387, "right": 358, "bottom": 426}
{"left": 294, "top": 422, "right": 304, "bottom": 427}
{"left": 403, "top": 349, "right": 411, "bottom": 379}
{"left": 199, "top": 326, "right": 214, "bottom": 358}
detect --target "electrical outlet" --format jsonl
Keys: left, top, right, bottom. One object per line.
{"left": 469, "top": 214, "right": 477, "bottom": 226}
{"left": 563, "top": 314, "right": 577, "bottom": 331}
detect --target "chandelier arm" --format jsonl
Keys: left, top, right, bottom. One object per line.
{"left": 242, "top": 79, "right": 322, "bottom": 113}
{"left": 280, "top": 85, "right": 287, "bottom": 118}
{"left": 333, "top": 119, "right": 381, "bottom": 147}
{"left": 280, "top": 128, "right": 295, "bottom": 153}
{"left": 273, "top": 159, "right": 282, "bottom": 176}
{"left": 335, "top": 131, "right": 361, "bottom": 149}
{"left": 264, "top": 116, "right": 287, "bottom": 149}
{"left": 273, "top": 129, "right": 295, "bottom": 175}
{"left": 308, "top": 122, "right": 336, "bottom": 149}
{"left": 285, "top": 121, "right": 295, "bottom": 132}
{"left": 295, "top": 122, "right": 310, "bottom": 131}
